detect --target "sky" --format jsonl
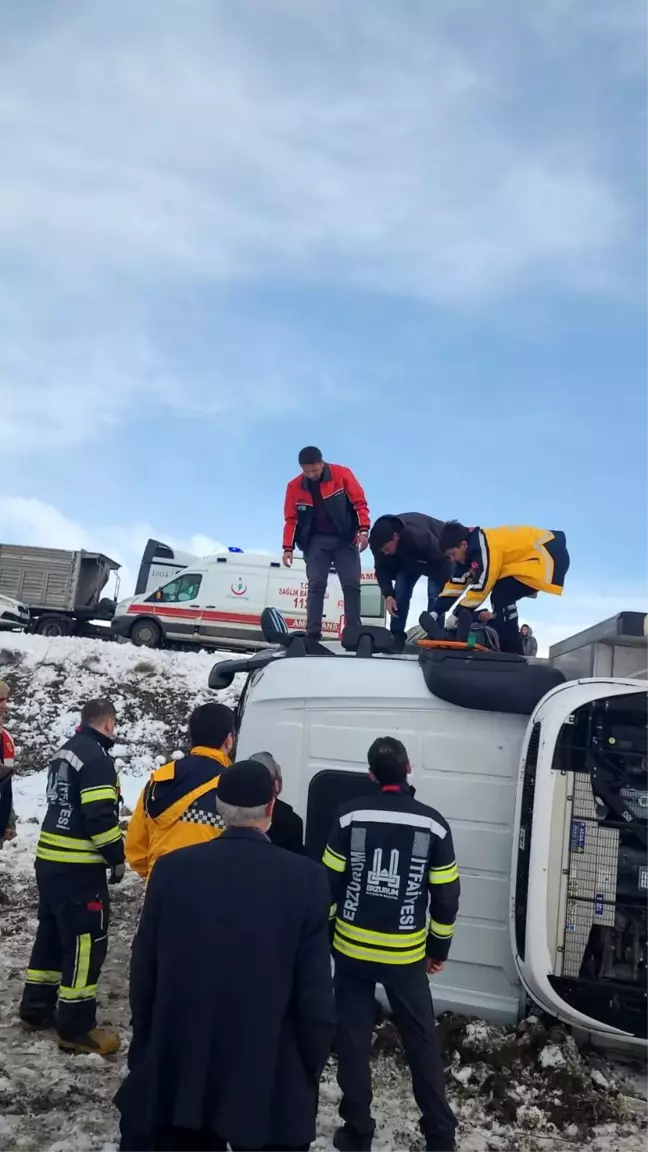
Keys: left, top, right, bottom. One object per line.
{"left": 1, "top": 0, "right": 646, "bottom": 654}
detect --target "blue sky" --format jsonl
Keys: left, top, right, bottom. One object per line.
{"left": 1, "top": 0, "right": 646, "bottom": 652}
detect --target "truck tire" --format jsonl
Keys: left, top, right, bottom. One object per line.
{"left": 130, "top": 618, "right": 162, "bottom": 648}
{"left": 35, "top": 616, "right": 72, "bottom": 638}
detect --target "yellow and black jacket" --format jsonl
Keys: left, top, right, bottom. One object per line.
{"left": 125, "top": 747, "right": 230, "bottom": 881}
{"left": 36, "top": 727, "right": 124, "bottom": 873}
{"left": 323, "top": 785, "right": 460, "bottom": 965}
{"left": 436, "top": 525, "right": 570, "bottom": 613}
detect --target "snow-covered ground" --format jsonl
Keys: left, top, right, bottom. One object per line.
{"left": 0, "top": 633, "right": 645, "bottom": 1151}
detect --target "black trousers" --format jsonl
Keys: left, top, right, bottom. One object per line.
{"left": 334, "top": 958, "right": 456, "bottom": 1150}
{"left": 489, "top": 577, "right": 537, "bottom": 654}
{"left": 120, "top": 1123, "right": 309, "bottom": 1151}
{"left": 19, "top": 866, "right": 109, "bottom": 1039}
{"left": 305, "top": 534, "right": 361, "bottom": 638}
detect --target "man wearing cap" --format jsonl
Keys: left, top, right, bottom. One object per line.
{"left": 116, "top": 761, "right": 335, "bottom": 1152}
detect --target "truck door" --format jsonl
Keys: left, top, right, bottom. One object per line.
{"left": 511, "top": 678, "right": 647, "bottom": 1040}
{"left": 140, "top": 571, "right": 204, "bottom": 641}
{"left": 197, "top": 558, "right": 267, "bottom": 644}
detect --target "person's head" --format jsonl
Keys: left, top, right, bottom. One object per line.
{"left": 81, "top": 698, "right": 117, "bottom": 739}
{"left": 438, "top": 520, "right": 471, "bottom": 563}
{"left": 0, "top": 681, "right": 9, "bottom": 726}
{"left": 298, "top": 445, "right": 325, "bottom": 482}
{"left": 249, "top": 751, "right": 282, "bottom": 796}
{"left": 369, "top": 516, "right": 401, "bottom": 557}
{"left": 216, "top": 761, "right": 275, "bottom": 831}
{"left": 520, "top": 624, "right": 529, "bottom": 638}
{"left": 367, "top": 736, "right": 411, "bottom": 786}
{"left": 189, "top": 702, "right": 235, "bottom": 756}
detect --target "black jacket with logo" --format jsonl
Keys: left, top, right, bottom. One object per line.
{"left": 323, "top": 785, "right": 460, "bottom": 964}
{"left": 36, "top": 726, "right": 124, "bottom": 875}
{"left": 371, "top": 513, "right": 453, "bottom": 598}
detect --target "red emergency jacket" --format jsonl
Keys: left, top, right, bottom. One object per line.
{"left": 283, "top": 463, "right": 370, "bottom": 553}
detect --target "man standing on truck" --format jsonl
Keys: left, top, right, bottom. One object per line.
{"left": 283, "top": 446, "right": 370, "bottom": 641}
{"left": 435, "top": 521, "right": 570, "bottom": 655}
{"left": 19, "top": 699, "right": 124, "bottom": 1055}
{"left": 323, "top": 736, "right": 460, "bottom": 1152}
{"left": 368, "top": 514, "right": 453, "bottom": 652}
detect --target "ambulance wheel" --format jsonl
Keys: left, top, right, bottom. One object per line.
{"left": 130, "top": 618, "right": 162, "bottom": 648}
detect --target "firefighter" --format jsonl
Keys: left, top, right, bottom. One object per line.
{"left": 323, "top": 737, "right": 460, "bottom": 1152}
{"left": 435, "top": 520, "right": 570, "bottom": 655}
{"left": 125, "top": 702, "right": 234, "bottom": 881}
{"left": 0, "top": 681, "right": 17, "bottom": 851}
{"left": 282, "top": 446, "right": 370, "bottom": 641}
{"left": 19, "top": 699, "right": 124, "bottom": 1055}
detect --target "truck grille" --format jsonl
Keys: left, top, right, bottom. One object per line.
{"left": 515, "top": 722, "right": 541, "bottom": 961}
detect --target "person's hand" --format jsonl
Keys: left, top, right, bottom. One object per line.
{"left": 426, "top": 958, "right": 444, "bottom": 975}
{"left": 109, "top": 863, "right": 126, "bottom": 885}
{"left": 478, "top": 610, "right": 495, "bottom": 623}
{"left": 385, "top": 596, "right": 398, "bottom": 617}
{"left": 282, "top": 551, "right": 293, "bottom": 568}
{"left": 356, "top": 533, "right": 369, "bottom": 553}
{"left": 3, "top": 829, "right": 17, "bottom": 842}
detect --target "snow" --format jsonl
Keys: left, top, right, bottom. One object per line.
{"left": 0, "top": 633, "right": 646, "bottom": 1151}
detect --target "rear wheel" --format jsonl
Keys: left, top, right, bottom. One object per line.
{"left": 130, "top": 618, "right": 162, "bottom": 648}
{"left": 35, "top": 616, "right": 72, "bottom": 638}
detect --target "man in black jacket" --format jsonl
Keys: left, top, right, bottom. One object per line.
{"left": 369, "top": 514, "right": 452, "bottom": 651}
{"left": 250, "top": 751, "right": 304, "bottom": 854}
{"left": 116, "top": 761, "right": 335, "bottom": 1152}
{"left": 19, "top": 698, "right": 124, "bottom": 1055}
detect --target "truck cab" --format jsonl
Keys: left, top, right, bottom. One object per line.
{"left": 209, "top": 614, "right": 647, "bottom": 1043}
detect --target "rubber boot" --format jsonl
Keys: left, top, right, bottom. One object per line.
{"left": 333, "top": 1126, "right": 374, "bottom": 1152}
{"left": 58, "top": 1026, "right": 120, "bottom": 1056}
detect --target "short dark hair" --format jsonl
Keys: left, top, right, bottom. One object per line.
{"left": 438, "top": 520, "right": 471, "bottom": 552}
{"left": 368, "top": 515, "right": 400, "bottom": 551}
{"left": 189, "top": 702, "right": 234, "bottom": 749}
{"left": 81, "top": 699, "right": 116, "bottom": 728}
{"left": 367, "top": 736, "right": 409, "bottom": 785}
{"left": 298, "top": 446, "right": 323, "bottom": 466}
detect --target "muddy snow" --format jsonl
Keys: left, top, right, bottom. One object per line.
{"left": 0, "top": 634, "right": 645, "bottom": 1151}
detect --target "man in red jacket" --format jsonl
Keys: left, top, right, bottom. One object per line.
{"left": 283, "top": 446, "right": 370, "bottom": 641}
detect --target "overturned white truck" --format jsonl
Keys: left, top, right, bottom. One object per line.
{"left": 209, "top": 612, "right": 647, "bottom": 1045}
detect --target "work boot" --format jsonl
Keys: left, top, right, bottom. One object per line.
{"left": 333, "top": 1125, "right": 373, "bottom": 1152}
{"left": 391, "top": 632, "right": 406, "bottom": 654}
{"left": 57, "top": 1027, "right": 120, "bottom": 1056}
{"left": 454, "top": 608, "right": 473, "bottom": 643}
{"left": 419, "top": 612, "right": 443, "bottom": 641}
{"left": 20, "top": 1014, "right": 55, "bottom": 1032}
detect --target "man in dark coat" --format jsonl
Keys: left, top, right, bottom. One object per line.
{"left": 369, "top": 514, "right": 452, "bottom": 652}
{"left": 115, "top": 761, "right": 334, "bottom": 1152}
{"left": 250, "top": 751, "right": 304, "bottom": 854}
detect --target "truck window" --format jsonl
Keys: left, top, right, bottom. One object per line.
{"left": 360, "top": 583, "right": 385, "bottom": 619}
{"left": 146, "top": 573, "right": 202, "bottom": 604}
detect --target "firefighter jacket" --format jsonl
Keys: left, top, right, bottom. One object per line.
{"left": 35, "top": 727, "right": 124, "bottom": 873}
{"left": 0, "top": 728, "right": 16, "bottom": 838}
{"left": 436, "top": 525, "right": 570, "bottom": 613}
{"left": 283, "top": 463, "right": 370, "bottom": 554}
{"left": 125, "top": 746, "right": 231, "bottom": 880}
{"left": 323, "top": 785, "right": 460, "bottom": 965}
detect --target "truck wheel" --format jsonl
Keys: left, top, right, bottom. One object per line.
{"left": 130, "top": 618, "right": 162, "bottom": 648}
{"left": 35, "top": 616, "right": 72, "bottom": 638}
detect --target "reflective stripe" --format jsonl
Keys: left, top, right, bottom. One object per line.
{"left": 73, "top": 933, "right": 92, "bottom": 991}
{"left": 329, "top": 903, "right": 337, "bottom": 921}
{"left": 428, "top": 862, "right": 459, "bottom": 885}
{"left": 35, "top": 846, "right": 105, "bottom": 865}
{"left": 39, "top": 831, "right": 96, "bottom": 852}
{"left": 81, "top": 786, "right": 117, "bottom": 805}
{"left": 90, "top": 825, "right": 122, "bottom": 848}
{"left": 335, "top": 920, "right": 426, "bottom": 949}
{"left": 56, "top": 749, "right": 84, "bottom": 772}
{"left": 58, "top": 984, "right": 97, "bottom": 1002}
{"left": 25, "top": 969, "right": 61, "bottom": 985}
{"left": 339, "top": 810, "right": 447, "bottom": 839}
{"left": 333, "top": 934, "right": 426, "bottom": 965}
{"left": 429, "top": 918, "right": 455, "bottom": 939}
{"left": 322, "top": 846, "right": 346, "bottom": 873}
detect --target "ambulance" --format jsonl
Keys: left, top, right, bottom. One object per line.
{"left": 111, "top": 538, "right": 386, "bottom": 650}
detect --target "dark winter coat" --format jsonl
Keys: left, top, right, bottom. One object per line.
{"left": 268, "top": 797, "right": 304, "bottom": 854}
{"left": 115, "top": 827, "right": 335, "bottom": 1149}
{"left": 521, "top": 627, "right": 538, "bottom": 657}
{"left": 371, "top": 513, "right": 453, "bottom": 598}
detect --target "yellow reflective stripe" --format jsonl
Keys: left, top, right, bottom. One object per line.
{"left": 39, "top": 832, "right": 96, "bottom": 852}
{"left": 81, "top": 786, "right": 117, "bottom": 804}
{"left": 25, "top": 969, "right": 61, "bottom": 985}
{"left": 335, "top": 919, "right": 426, "bottom": 949}
{"left": 429, "top": 918, "right": 455, "bottom": 938}
{"left": 428, "top": 862, "right": 459, "bottom": 885}
{"left": 322, "top": 847, "right": 346, "bottom": 873}
{"left": 58, "top": 984, "right": 97, "bottom": 1002}
{"left": 73, "top": 933, "right": 92, "bottom": 990}
{"left": 333, "top": 934, "right": 426, "bottom": 965}
{"left": 35, "top": 847, "right": 105, "bottom": 865}
{"left": 90, "top": 825, "right": 122, "bottom": 848}
{"left": 329, "top": 903, "right": 338, "bottom": 921}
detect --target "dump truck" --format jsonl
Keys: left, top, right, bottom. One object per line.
{"left": 0, "top": 544, "right": 121, "bottom": 637}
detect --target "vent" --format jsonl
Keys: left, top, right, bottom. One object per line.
{"left": 514, "top": 722, "right": 541, "bottom": 961}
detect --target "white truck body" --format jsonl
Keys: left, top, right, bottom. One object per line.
{"left": 114, "top": 539, "right": 385, "bottom": 650}
{"left": 219, "top": 613, "right": 647, "bottom": 1043}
